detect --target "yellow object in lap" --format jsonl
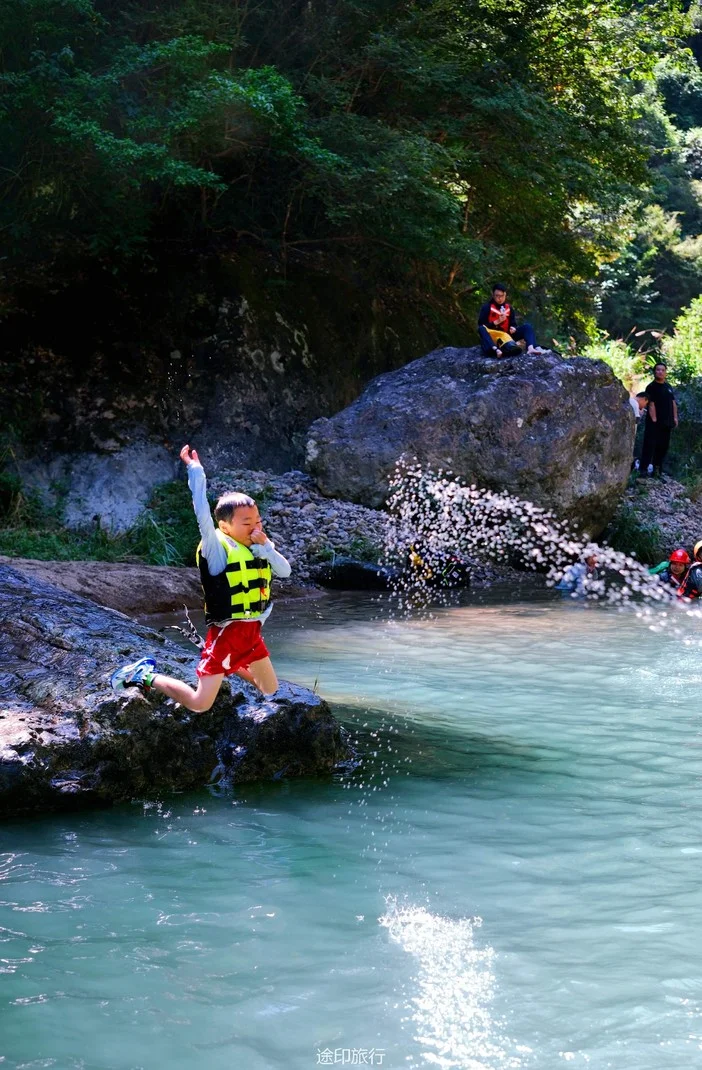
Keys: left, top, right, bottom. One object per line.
{"left": 486, "top": 328, "right": 512, "bottom": 345}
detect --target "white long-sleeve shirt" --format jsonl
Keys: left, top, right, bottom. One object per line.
{"left": 187, "top": 462, "right": 290, "bottom": 625}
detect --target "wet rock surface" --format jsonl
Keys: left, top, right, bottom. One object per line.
{"left": 0, "top": 563, "right": 350, "bottom": 817}
{"left": 306, "top": 346, "right": 633, "bottom": 534}
{"left": 311, "top": 557, "right": 398, "bottom": 590}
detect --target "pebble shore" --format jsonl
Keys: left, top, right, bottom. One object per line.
{"left": 208, "top": 467, "right": 537, "bottom": 589}
{"left": 618, "top": 475, "right": 702, "bottom": 554}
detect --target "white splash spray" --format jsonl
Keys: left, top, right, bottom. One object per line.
{"left": 384, "top": 461, "right": 674, "bottom": 609}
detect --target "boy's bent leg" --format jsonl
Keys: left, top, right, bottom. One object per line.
{"left": 150, "top": 672, "right": 224, "bottom": 712}
{"left": 478, "top": 325, "right": 499, "bottom": 355}
{"left": 514, "top": 324, "right": 537, "bottom": 348}
{"left": 246, "top": 657, "right": 279, "bottom": 695}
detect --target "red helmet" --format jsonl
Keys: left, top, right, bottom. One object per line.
{"left": 670, "top": 549, "right": 691, "bottom": 564}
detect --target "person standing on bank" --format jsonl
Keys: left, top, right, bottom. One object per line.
{"left": 630, "top": 391, "right": 648, "bottom": 471}
{"left": 477, "top": 283, "right": 546, "bottom": 358}
{"left": 639, "top": 362, "right": 678, "bottom": 478}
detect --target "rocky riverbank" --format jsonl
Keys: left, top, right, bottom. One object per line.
{"left": 1, "top": 344, "right": 643, "bottom": 600}
{"left": 613, "top": 475, "right": 702, "bottom": 558}
{"left": 0, "top": 563, "right": 350, "bottom": 817}
{"left": 208, "top": 468, "right": 385, "bottom": 583}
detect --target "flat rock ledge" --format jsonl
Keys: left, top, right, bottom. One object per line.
{"left": 0, "top": 556, "right": 204, "bottom": 616}
{"left": 0, "top": 557, "right": 320, "bottom": 616}
{"left": 0, "top": 563, "right": 350, "bottom": 818}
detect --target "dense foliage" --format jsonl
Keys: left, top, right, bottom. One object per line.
{"left": 597, "top": 33, "right": 702, "bottom": 339}
{"left": 0, "top": 0, "right": 691, "bottom": 337}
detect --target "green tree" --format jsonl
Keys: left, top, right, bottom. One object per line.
{"left": 663, "top": 293, "right": 702, "bottom": 381}
{"left": 0, "top": 0, "right": 691, "bottom": 336}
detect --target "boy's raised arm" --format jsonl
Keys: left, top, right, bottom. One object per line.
{"left": 180, "top": 444, "right": 227, "bottom": 574}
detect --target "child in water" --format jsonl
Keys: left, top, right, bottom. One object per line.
{"left": 110, "top": 445, "right": 291, "bottom": 710}
{"left": 555, "top": 553, "right": 598, "bottom": 596}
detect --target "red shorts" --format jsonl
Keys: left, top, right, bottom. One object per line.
{"left": 196, "top": 621, "right": 270, "bottom": 678}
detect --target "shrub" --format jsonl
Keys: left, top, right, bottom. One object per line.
{"left": 663, "top": 296, "right": 702, "bottom": 383}
{"left": 603, "top": 504, "right": 664, "bottom": 564}
{"left": 0, "top": 478, "right": 200, "bottom": 566}
{"left": 581, "top": 336, "right": 647, "bottom": 389}
{"left": 125, "top": 481, "right": 200, "bottom": 566}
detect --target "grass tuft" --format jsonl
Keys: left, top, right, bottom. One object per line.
{"left": 603, "top": 504, "right": 664, "bottom": 565}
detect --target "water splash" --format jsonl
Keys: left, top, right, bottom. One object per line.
{"left": 384, "top": 460, "right": 674, "bottom": 610}
{"left": 380, "top": 897, "right": 529, "bottom": 1069}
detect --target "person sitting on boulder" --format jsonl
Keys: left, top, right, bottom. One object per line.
{"left": 110, "top": 444, "right": 291, "bottom": 710}
{"left": 555, "top": 553, "right": 598, "bottom": 595}
{"left": 477, "top": 283, "right": 546, "bottom": 358}
{"left": 678, "top": 541, "right": 702, "bottom": 599}
{"left": 649, "top": 548, "right": 690, "bottom": 590}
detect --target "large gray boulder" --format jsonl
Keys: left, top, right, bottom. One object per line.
{"left": 305, "top": 347, "right": 634, "bottom": 534}
{"left": 0, "top": 564, "right": 349, "bottom": 817}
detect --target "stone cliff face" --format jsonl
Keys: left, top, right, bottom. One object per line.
{"left": 305, "top": 347, "right": 634, "bottom": 535}
{"left": 4, "top": 250, "right": 443, "bottom": 465}
{"left": 5, "top": 252, "right": 446, "bottom": 528}
{"left": 3, "top": 266, "right": 634, "bottom": 536}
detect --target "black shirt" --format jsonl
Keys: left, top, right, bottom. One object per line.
{"left": 645, "top": 380, "right": 676, "bottom": 428}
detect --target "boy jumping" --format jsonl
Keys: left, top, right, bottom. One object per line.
{"left": 110, "top": 444, "right": 291, "bottom": 711}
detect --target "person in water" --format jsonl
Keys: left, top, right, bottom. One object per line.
{"left": 111, "top": 444, "right": 291, "bottom": 710}
{"left": 556, "top": 553, "right": 598, "bottom": 595}
{"left": 678, "top": 541, "right": 702, "bottom": 600}
{"left": 649, "top": 548, "right": 690, "bottom": 590}
{"left": 477, "top": 283, "right": 546, "bottom": 358}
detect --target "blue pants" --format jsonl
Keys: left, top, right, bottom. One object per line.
{"left": 478, "top": 323, "right": 537, "bottom": 356}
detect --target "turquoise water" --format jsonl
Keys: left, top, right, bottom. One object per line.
{"left": 3, "top": 591, "right": 702, "bottom": 1070}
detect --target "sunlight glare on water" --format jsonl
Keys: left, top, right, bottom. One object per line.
{"left": 379, "top": 898, "right": 527, "bottom": 1070}
{"left": 3, "top": 591, "right": 702, "bottom": 1069}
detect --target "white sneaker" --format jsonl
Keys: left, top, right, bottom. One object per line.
{"left": 527, "top": 345, "right": 546, "bottom": 355}
{"left": 110, "top": 656, "right": 156, "bottom": 694}
{"left": 647, "top": 464, "right": 654, "bottom": 475}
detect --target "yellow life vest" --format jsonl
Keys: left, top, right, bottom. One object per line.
{"left": 196, "top": 530, "right": 272, "bottom": 624}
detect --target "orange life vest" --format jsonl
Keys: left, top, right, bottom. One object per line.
{"left": 488, "top": 302, "right": 511, "bottom": 330}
